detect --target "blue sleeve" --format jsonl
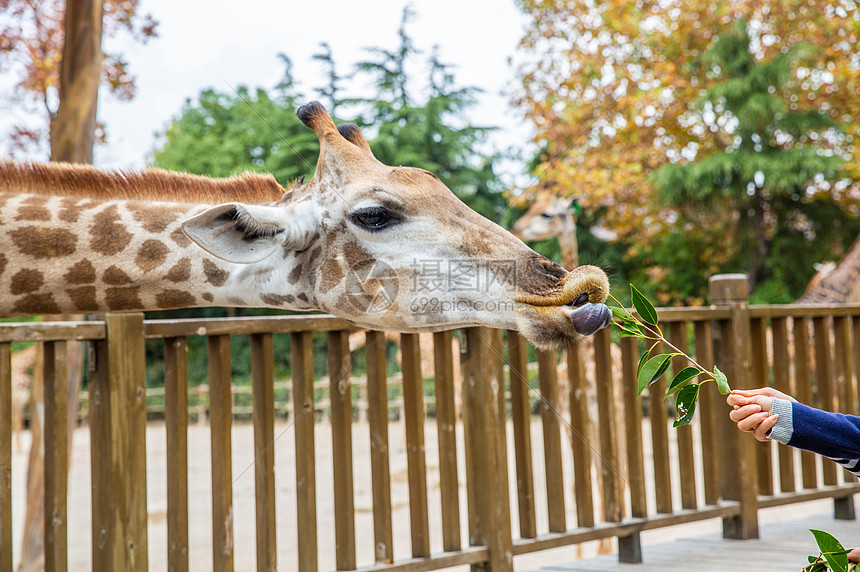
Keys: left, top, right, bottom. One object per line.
{"left": 785, "top": 401, "right": 860, "bottom": 476}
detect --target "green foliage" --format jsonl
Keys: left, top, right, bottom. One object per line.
{"left": 651, "top": 21, "right": 857, "bottom": 300}
{"left": 152, "top": 57, "right": 317, "bottom": 186}
{"left": 611, "top": 285, "right": 730, "bottom": 427}
{"left": 152, "top": 9, "right": 505, "bottom": 220}
{"left": 805, "top": 529, "right": 855, "bottom": 572}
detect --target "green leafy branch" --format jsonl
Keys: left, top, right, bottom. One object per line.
{"left": 607, "top": 285, "right": 731, "bottom": 427}
{"left": 805, "top": 529, "right": 857, "bottom": 572}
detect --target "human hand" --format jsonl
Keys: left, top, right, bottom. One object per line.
{"left": 726, "top": 388, "right": 795, "bottom": 442}
{"left": 849, "top": 546, "right": 860, "bottom": 564}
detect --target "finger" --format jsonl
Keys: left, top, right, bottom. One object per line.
{"left": 753, "top": 414, "right": 778, "bottom": 442}
{"left": 727, "top": 394, "right": 748, "bottom": 407}
{"left": 747, "top": 395, "right": 774, "bottom": 414}
{"left": 847, "top": 547, "right": 860, "bottom": 563}
{"left": 732, "top": 388, "right": 774, "bottom": 397}
{"left": 737, "top": 412, "right": 769, "bottom": 432}
{"left": 729, "top": 404, "right": 762, "bottom": 423}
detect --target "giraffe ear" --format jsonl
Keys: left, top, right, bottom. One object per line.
{"left": 181, "top": 202, "right": 312, "bottom": 264}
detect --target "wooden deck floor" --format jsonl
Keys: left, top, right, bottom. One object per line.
{"left": 527, "top": 511, "right": 859, "bottom": 571}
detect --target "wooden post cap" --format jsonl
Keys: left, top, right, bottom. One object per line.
{"left": 709, "top": 274, "right": 750, "bottom": 304}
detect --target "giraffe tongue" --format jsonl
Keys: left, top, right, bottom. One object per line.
{"left": 568, "top": 303, "right": 612, "bottom": 336}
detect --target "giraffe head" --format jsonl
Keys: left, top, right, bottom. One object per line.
{"left": 511, "top": 190, "right": 578, "bottom": 244}
{"left": 182, "top": 102, "right": 611, "bottom": 349}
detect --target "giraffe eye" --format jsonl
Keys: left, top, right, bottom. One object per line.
{"left": 540, "top": 212, "right": 554, "bottom": 219}
{"left": 351, "top": 206, "right": 401, "bottom": 231}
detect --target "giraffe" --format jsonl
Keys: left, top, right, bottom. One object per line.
{"left": 0, "top": 102, "right": 612, "bottom": 351}
{"left": 512, "top": 189, "right": 624, "bottom": 554}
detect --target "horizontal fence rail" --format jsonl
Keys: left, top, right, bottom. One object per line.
{"left": 1, "top": 279, "right": 859, "bottom": 571}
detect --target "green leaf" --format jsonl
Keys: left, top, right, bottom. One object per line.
{"left": 636, "top": 347, "right": 651, "bottom": 381}
{"left": 637, "top": 353, "right": 678, "bottom": 396}
{"left": 610, "top": 305, "right": 635, "bottom": 322}
{"left": 713, "top": 365, "right": 731, "bottom": 394}
{"left": 631, "top": 284, "right": 658, "bottom": 326}
{"left": 810, "top": 530, "right": 850, "bottom": 572}
{"left": 667, "top": 367, "right": 700, "bottom": 395}
{"left": 673, "top": 384, "right": 700, "bottom": 427}
{"left": 618, "top": 321, "right": 644, "bottom": 337}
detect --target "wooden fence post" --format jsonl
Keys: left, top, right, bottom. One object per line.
{"left": 709, "top": 274, "right": 759, "bottom": 540}
{"left": 89, "top": 312, "right": 149, "bottom": 571}
{"left": 461, "top": 328, "right": 512, "bottom": 572}
{"left": 0, "top": 343, "right": 10, "bottom": 572}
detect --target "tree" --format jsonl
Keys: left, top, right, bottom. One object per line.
{"left": 153, "top": 7, "right": 506, "bottom": 219}
{"left": 350, "top": 8, "right": 505, "bottom": 219}
{"left": 513, "top": 0, "right": 860, "bottom": 303}
{"left": 0, "top": 0, "right": 157, "bottom": 156}
{"left": 153, "top": 56, "right": 318, "bottom": 185}
{"left": 653, "top": 21, "right": 852, "bottom": 295}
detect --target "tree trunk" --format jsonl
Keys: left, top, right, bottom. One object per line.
{"left": 747, "top": 189, "right": 769, "bottom": 292}
{"left": 49, "top": 0, "right": 105, "bottom": 163}
{"left": 19, "top": 2, "right": 104, "bottom": 570}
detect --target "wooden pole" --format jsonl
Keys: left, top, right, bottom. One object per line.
{"left": 462, "top": 328, "right": 512, "bottom": 572}
{"left": 709, "top": 274, "right": 759, "bottom": 540}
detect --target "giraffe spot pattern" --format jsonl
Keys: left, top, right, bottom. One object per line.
{"left": 170, "top": 226, "right": 192, "bottom": 247}
{"left": 9, "top": 227, "right": 77, "bottom": 258}
{"left": 15, "top": 206, "right": 51, "bottom": 221}
{"left": 203, "top": 259, "right": 229, "bottom": 287}
{"left": 63, "top": 260, "right": 96, "bottom": 284}
{"left": 156, "top": 290, "right": 196, "bottom": 309}
{"left": 0, "top": 253, "right": 6, "bottom": 277}
{"left": 320, "top": 259, "right": 344, "bottom": 294}
{"left": 90, "top": 204, "right": 132, "bottom": 256}
{"left": 288, "top": 263, "right": 303, "bottom": 285}
{"left": 165, "top": 258, "right": 191, "bottom": 282}
{"left": 10, "top": 269, "right": 44, "bottom": 295}
{"left": 297, "top": 293, "right": 309, "bottom": 303}
{"left": 260, "top": 293, "right": 295, "bottom": 306}
{"left": 132, "top": 205, "right": 178, "bottom": 234}
{"left": 104, "top": 265, "right": 134, "bottom": 285}
{"left": 136, "top": 239, "right": 169, "bottom": 273}
{"left": 14, "top": 293, "right": 60, "bottom": 314}
{"left": 202, "top": 292, "right": 214, "bottom": 302}
{"left": 58, "top": 197, "right": 85, "bottom": 223}
{"left": 106, "top": 286, "right": 143, "bottom": 310}
{"left": 67, "top": 286, "right": 98, "bottom": 311}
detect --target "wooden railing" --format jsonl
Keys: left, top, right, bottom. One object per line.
{"left": 0, "top": 274, "right": 858, "bottom": 571}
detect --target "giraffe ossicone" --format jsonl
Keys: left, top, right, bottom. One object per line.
{"left": 0, "top": 101, "right": 611, "bottom": 349}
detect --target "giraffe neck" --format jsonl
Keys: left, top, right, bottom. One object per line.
{"left": 559, "top": 214, "right": 579, "bottom": 270}
{"left": 0, "top": 192, "right": 316, "bottom": 316}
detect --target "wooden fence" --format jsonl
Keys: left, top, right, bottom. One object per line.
{"left": 0, "top": 274, "right": 859, "bottom": 571}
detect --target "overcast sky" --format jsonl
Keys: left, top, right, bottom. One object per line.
{"left": 2, "top": 0, "right": 534, "bottom": 183}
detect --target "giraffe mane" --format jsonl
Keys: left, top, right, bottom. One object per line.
{"left": 0, "top": 161, "right": 288, "bottom": 205}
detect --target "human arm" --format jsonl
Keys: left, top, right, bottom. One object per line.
{"left": 727, "top": 388, "right": 860, "bottom": 477}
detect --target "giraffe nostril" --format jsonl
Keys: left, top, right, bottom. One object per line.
{"left": 567, "top": 292, "right": 590, "bottom": 307}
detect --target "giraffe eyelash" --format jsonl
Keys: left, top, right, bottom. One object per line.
{"left": 231, "top": 206, "right": 284, "bottom": 241}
